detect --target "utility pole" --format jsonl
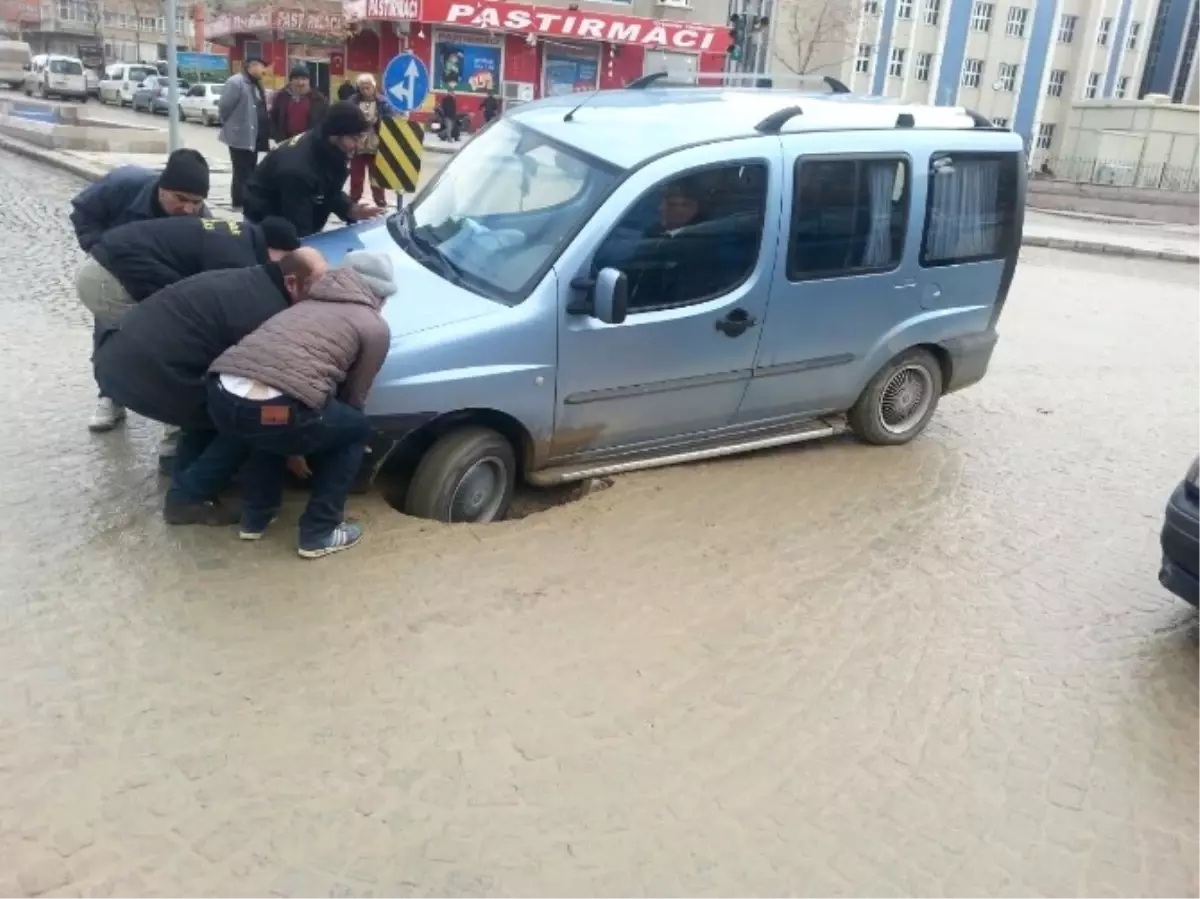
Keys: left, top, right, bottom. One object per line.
{"left": 165, "top": 0, "right": 180, "bottom": 152}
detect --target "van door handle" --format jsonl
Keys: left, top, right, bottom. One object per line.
{"left": 894, "top": 279, "right": 919, "bottom": 290}
{"left": 716, "top": 309, "right": 757, "bottom": 337}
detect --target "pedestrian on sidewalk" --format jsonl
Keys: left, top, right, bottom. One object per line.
{"left": 93, "top": 249, "right": 328, "bottom": 526}
{"left": 71, "top": 149, "right": 211, "bottom": 436}
{"left": 270, "top": 63, "right": 328, "bottom": 143}
{"left": 207, "top": 251, "right": 394, "bottom": 558}
{"left": 481, "top": 87, "right": 501, "bottom": 125}
{"left": 348, "top": 73, "right": 393, "bottom": 208}
{"left": 243, "top": 102, "right": 383, "bottom": 238}
{"left": 219, "top": 53, "right": 271, "bottom": 210}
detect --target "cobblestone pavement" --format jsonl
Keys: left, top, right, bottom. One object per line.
{"left": 0, "top": 150, "right": 1197, "bottom": 898}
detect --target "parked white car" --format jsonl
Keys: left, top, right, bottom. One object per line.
{"left": 98, "top": 62, "right": 157, "bottom": 107}
{"left": 179, "top": 82, "right": 224, "bottom": 125}
{"left": 23, "top": 54, "right": 88, "bottom": 101}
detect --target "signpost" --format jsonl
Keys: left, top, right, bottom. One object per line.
{"left": 382, "top": 51, "right": 430, "bottom": 113}
{"left": 372, "top": 117, "right": 425, "bottom": 203}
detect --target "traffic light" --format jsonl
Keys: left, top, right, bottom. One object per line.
{"left": 727, "top": 13, "right": 745, "bottom": 60}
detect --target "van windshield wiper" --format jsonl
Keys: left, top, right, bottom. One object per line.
{"left": 399, "top": 207, "right": 468, "bottom": 286}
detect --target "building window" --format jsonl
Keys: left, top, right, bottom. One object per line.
{"left": 1116, "top": 75, "right": 1130, "bottom": 97}
{"left": 1127, "top": 21, "right": 1141, "bottom": 50}
{"left": 962, "top": 57, "right": 984, "bottom": 87}
{"left": 889, "top": 47, "right": 907, "bottom": 77}
{"left": 856, "top": 43, "right": 873, "bottom": 74}
{"left": 991, "top": 116, "right": 1009, "bottom": 127}
{"left": 1085, "top": 71, "right": 1100, "bottom": 98}
{"left": 915, "top": 51, "right": 933, "bottom": 81}
{"left": 1006, "top": 6, "right": 1028, "bottom": 37}
{"left": 897, "top": 0, "right": 914, "bottom": 20}
{"left": 996, "top": 62, "right": 1018, "bottom": 91}
{"left": 922, "top": 153, "right": 1019, "bottom": 267}
{"left": 788, "top": 158, "right": 909, "bottom": 281}
{"left": 1097, "top": 17, "right": 1112, "bottom": 46}
{"left": 971, "top": 2, "right": 993, "bottom": 32}
{"left": 863, "top": 0, "right": 879, "bottom": 13}
{"left": 1058, "top": 13, "right": 1077, "bottom": 43}
{"left": 1036, "top": 123, "right": 1055, "bottom": 150}
{"left": 603, "top": 165, "right": 766, "bottom": 311}
{"left": 923, "top": 0, "right": 940, "bottom": 26}
{"left": 1046, "top": 69, "right": 1066, "bottom": 96}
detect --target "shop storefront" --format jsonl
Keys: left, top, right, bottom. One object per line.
{"left": 343, "top": 0, "right": 730, "bottom": 125}
{"left": 208, "top": 6, "right": 347, "bottom": 91}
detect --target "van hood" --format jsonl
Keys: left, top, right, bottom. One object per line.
{"left": 302, "top": 217, "right": 503, "bottom": 340}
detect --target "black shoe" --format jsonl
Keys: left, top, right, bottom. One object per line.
{"left": 163, "top": 499, "right": 240, "bottom": 526}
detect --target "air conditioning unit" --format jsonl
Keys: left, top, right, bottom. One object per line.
{"left": 502, "top": 81, "right": 534, "bottom": 106}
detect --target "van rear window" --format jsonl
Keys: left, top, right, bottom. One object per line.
{"left": 921, "top": 152, "right": 1020, "bottom": 267}
{"left": 50, "top": 59, "right": 82, "bottom": 75}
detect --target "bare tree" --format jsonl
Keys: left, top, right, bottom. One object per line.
{"left": 773, "top": 0, "right": 859, "bottom": 76}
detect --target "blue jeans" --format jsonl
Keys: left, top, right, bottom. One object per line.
{"left": 167, "top": 428, "right": 250, "bottom": 506}
{"left": 205, "top": 379, "right": 370, "bottom": 544}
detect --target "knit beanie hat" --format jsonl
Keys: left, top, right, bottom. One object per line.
{"left": 158, "top": 148, "right": 210, "bottom": 198}
{"left": 340, "top": 250, "right": 396, "bottom": 299}
{"left": 289, "top": 62, "right": 310, "bottom": 79}
{"left": 322, "top": 101, "right": 369, "bottom": 138}
{"left": 258, "top": 216, "right": 300, "bottom": 251}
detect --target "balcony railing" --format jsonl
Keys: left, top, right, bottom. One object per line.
{"left": 1034, "top": 155, "right": 1200, "bottom": 192}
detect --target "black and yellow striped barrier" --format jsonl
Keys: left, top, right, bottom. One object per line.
{"left": 371, "top": 117, "right": 425, "bottom": 195}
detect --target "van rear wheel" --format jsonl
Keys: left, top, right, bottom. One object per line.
{"left": 849, "top": 348, "right": 943, "bottom": 446}
{"left": 405, "top": 427, "right": 517, "bottom": 523}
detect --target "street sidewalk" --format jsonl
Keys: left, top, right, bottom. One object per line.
{"left": 2, "top": 129, "right": 1194, "bottom": 262}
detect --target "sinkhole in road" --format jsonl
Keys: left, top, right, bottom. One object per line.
{"left": 378, "top": 474, "right": 615, "bottom": 523}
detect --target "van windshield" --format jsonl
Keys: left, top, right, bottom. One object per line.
{"left": 129, "top": 67, "right": 154, "bottom": 81}
{"left": 50, "top": 59, "right": 82, "bottom": 75}
{"left": 394, "top": 120, "right": 620, "bottom": 304}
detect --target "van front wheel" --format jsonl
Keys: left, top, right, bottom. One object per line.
{"left": 405, "top": 427, "right": 517, "bottom": 523}
{"left": 849, "top": 348, "right": 943, "bottom": 446}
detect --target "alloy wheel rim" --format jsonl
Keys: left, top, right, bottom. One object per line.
{"left": 448, "top": 456, "right": 507, "bottom": 523}
{"left": 877, "top": 364, "right": 934, "bottom": 435}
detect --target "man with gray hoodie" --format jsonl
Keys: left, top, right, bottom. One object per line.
{"left": 207, "top": 251, "right": 394, "bottom": 558}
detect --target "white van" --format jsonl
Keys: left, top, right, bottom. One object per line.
{"left": 0, "top": 39, "right": 32, "bottom": 89}
{"left": 23, "top": 54, "right": 88, "bottom": 101}
{"left": 99, "top": 62, "right": 158, "bottom": 107}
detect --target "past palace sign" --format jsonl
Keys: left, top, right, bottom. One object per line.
{"left": 348, "top": 0, "right": 731, "bottom": 53}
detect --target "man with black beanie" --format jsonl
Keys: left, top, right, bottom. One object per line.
{"left": 71, "top": 147, "right": 211, "bottom": 435}
{"left": 243, "top": 101, "right": 383, "bottom": 238}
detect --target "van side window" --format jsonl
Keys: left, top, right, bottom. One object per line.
{"left": 787, "top": 157, "right": 909, "bottom": 280}
{"left": 921, "top": 152, "right": 1020, "bottom": 266}
{"left": 594, "top": 162, "right": 767, "bottom": 313}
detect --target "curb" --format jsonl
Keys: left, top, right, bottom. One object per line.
{"left": 1022, "top": 234, "right": 1198, "bottom": 264}
{"left": 0, "top": 132, "right": 109, "bottom": 182}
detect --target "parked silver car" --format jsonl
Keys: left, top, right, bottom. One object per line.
{"left": 304, "top": 77, "right": 1026, "bottom": 523}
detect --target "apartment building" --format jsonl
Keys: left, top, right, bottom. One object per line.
{"left": 768, "top": 0, "right": 1194, "bottom": 159}
{"left": 17, "top": 0, "right": 194, "bottom": 62}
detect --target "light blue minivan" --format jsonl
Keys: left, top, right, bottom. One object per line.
{"left": 306, "top": 78, "right": 1026, "bottom": 523}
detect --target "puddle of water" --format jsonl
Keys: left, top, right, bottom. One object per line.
{"left": 378, "top": 470, "right": 613, "bottom": 523}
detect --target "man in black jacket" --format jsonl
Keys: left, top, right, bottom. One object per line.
{"left": 243, "top": 102, "right": 383, "bottom": 238}
{"left": 91, "top": 215, "right": 300, "bottom": 302}
{"left": 93, "top": 248, "right": 328, "bottom": 525}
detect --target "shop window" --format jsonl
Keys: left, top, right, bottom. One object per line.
{"left": 434, "top": 31, "right": 501, "bottom": 94}
{"left": 542, "top": 45, "right": 599, "bottom": 97}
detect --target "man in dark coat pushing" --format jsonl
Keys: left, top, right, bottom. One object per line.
{"left": 243, "top": 101, "right": 383, "bottom": 238}
{"left": 93, "top": 248, "right": 329, "bottom": 526}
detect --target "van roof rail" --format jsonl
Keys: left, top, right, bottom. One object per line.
{"left": 755, "top": 105, "right": 804, "bottom": 133}
{"left": 626, "top": 72, "right": 850, "bottom": 93}
{"left": 963, "top": 107, "right": 995, "bottom": 128}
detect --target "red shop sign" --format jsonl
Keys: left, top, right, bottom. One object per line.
{"left": 358, "top": 0, "right": 731, "bottom": 53}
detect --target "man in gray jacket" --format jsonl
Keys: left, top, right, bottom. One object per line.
{"left": 207, "top": 251, "right": 394, "bottom": 558}
{"left": 219, "top": 54, "right": 270, "bottom": 209}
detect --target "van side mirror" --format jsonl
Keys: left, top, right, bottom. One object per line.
{"left": 567, "top": 267, "right": 628, "bottom": 325}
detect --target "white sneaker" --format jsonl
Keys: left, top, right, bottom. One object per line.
{"left": 88, "top": 398, "right": 126, "bottom": 432}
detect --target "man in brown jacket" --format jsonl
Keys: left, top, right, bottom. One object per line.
{"left": 207, "top": 250, "right": 394, "bottom": 558}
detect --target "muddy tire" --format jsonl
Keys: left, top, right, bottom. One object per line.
{"left": 849, "top": 348, "right": 943, "bottom": 446}
{"left": 405, "top": 427, "right": 516, "bottom": 523}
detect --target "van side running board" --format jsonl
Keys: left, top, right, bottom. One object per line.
{"left": 526, "top": 417, "right": 847, "bottom": 486}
